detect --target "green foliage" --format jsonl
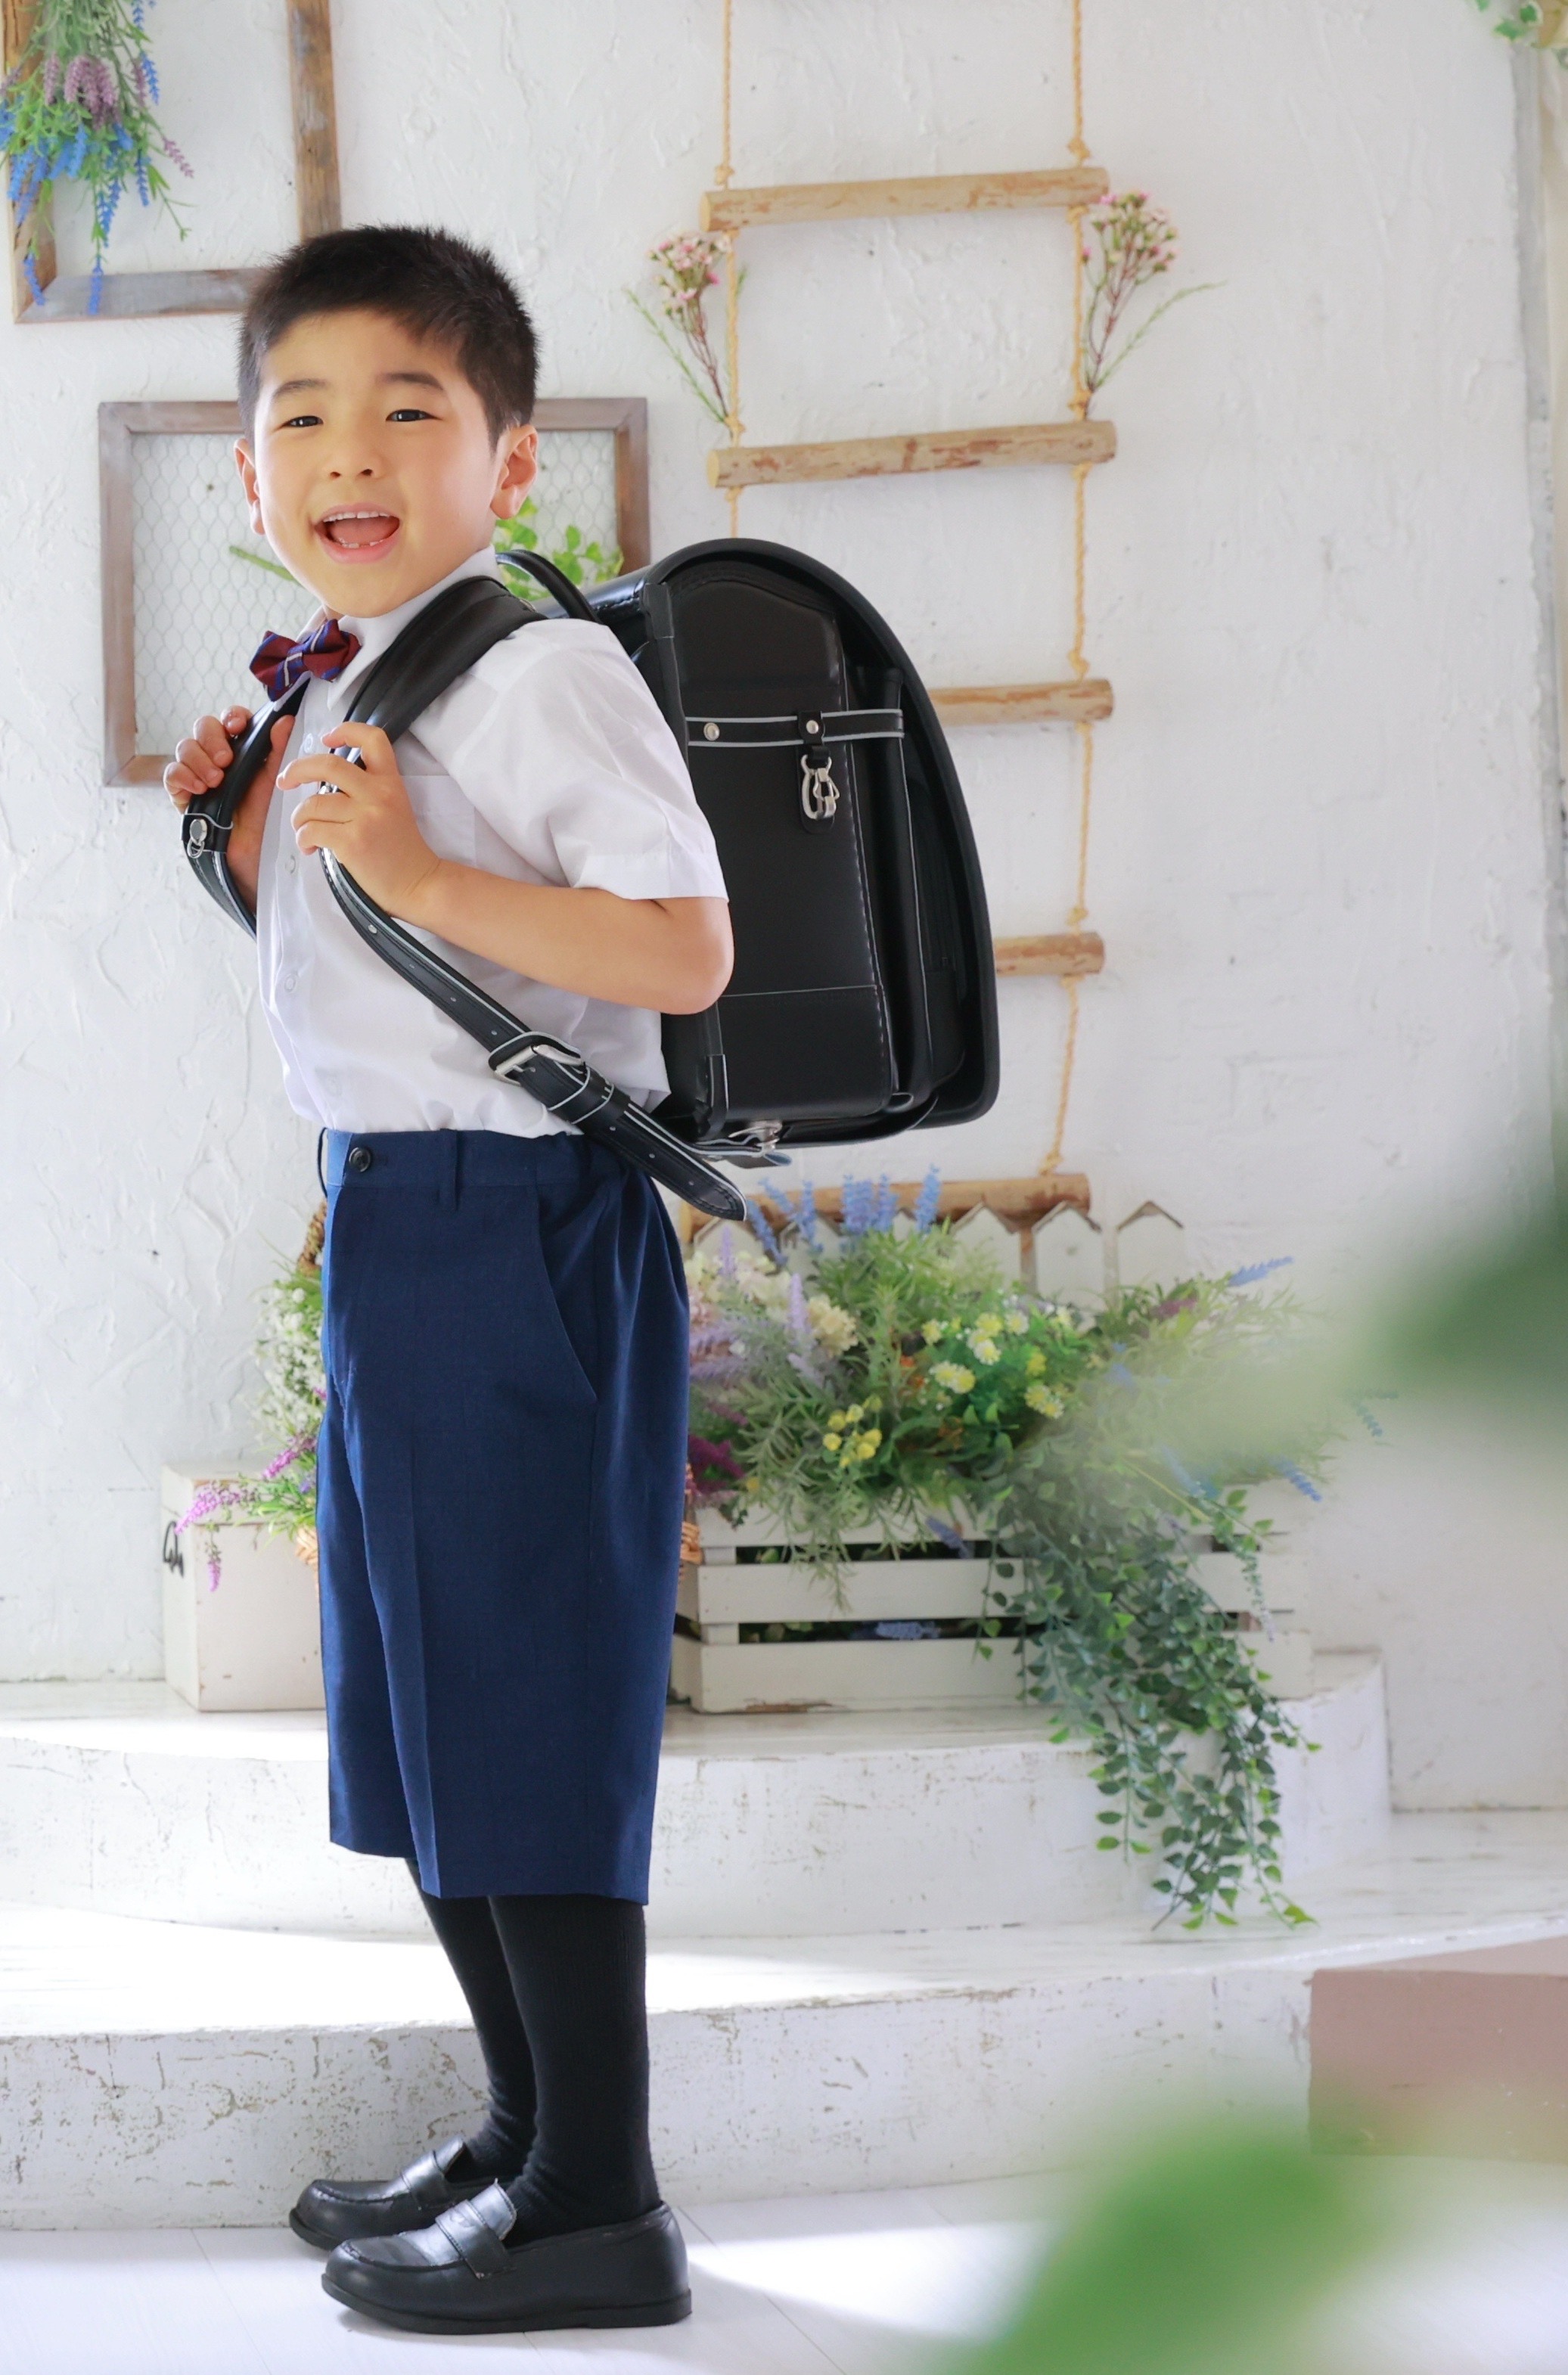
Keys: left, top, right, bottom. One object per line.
{"left": 1472, "top": 0, "right": 1568, "bottom": 56}
{"left": 961, "top": 2119, "right": 1383, "bottom": 2375}
{"left": 693, "top": 1200, "right": 1335, "bottom": 1925}
{"left": 493, "top": 501, "right": 621, "bottom": 591}
{"left": 244, "top": 1256, "right": 324, "bottom": 1543}
{"left": 228, "top": 543, "right": 295, "bottom": 585}
{"left": 690, "top": 1210, "right": 1095, "bottom": 1563}
{"left": 0, "top": 0, "right": 191, "bottom": 311}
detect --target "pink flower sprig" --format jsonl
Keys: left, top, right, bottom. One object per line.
{"left": 262, "top": 1429, "right": 318, "bottom": 1482}
{"left": 1079, "top": 191, "right": 1215, "bottom": 413}
{"left": 628, "top": 229, "right": 741, "bottom": 429}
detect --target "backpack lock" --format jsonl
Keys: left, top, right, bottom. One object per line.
{"left": 799, "top": 720, "right": 840, "bottom": 829}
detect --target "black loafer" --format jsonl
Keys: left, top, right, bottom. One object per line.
{"left": 321, "top": 2183, "right": 691, "bottom": 2334}
{"left": 290, "top": 2135, "right": 497, "bottom": 2250}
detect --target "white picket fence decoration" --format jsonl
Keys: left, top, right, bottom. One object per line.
{"left": 692, "top": 1194, "right": 1191, "bottom": 1306}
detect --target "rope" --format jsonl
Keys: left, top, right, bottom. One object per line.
{"left": 1069, "top": 0, "right": 1089, "bottom": 166}
{"left": 717, "top": 0, "right": 743, "bottom": 536}
{"left": 1043, "top": 0, "right": 1094, "bottom": 1178}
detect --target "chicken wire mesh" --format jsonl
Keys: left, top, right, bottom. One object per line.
{"left": 129, "top": 427, "right": 623, "bottom": 758}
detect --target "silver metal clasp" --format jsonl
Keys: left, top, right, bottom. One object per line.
{"left": 800, "top": 750, "right": 840, "bottom": 824}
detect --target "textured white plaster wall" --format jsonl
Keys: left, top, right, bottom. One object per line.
{"left": 0, "top": 1, "right": 1560, "bottom": 1801}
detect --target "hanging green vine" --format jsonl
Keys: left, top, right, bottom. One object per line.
{"left": 0, "top": 0, "right": 190, "bottom": 311}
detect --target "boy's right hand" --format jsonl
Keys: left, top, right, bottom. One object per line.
{"left": 165, "top": 706, "right": 295, "bottom": 914}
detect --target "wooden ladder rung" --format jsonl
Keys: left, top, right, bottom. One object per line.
{"left": 754, "top": 1174, "right": 1091, "bottom": 1227}
{"left": 701, "top": 166, "right": 1110, "bottom": 236}
{"left": 994, "top": 933, "right": 1105, "bottom": 977}
{"left": 709, "top": 421, "right": 1115, "bottom": 491}
{"left": 931, "top": 680, "right": 1114, "bottom": 726}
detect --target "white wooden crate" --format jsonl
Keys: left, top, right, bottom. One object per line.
{"left": 160, "top": 1463, "right": 324, "bottom": 1713}
{"left": 676, "top": 1507, "right": 1315, "bottom": 1712}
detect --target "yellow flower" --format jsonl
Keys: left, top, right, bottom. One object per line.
{"left": 1026, "top": 1383, "right": 1064, "bottom": 1417}
{"left": 844, "top": 1403, "right": 865, "bottom": 1425}
{"left": 972, "top": 1312, "right": 1003, "bottom": 1339}
{"left": 968, "top": 1335, "right": 1002, "bottom": 1365}
{"left": 822, "top": 1433, "right": 843, "bottom": 1452}
{"left": 828, "top": 1410, "right": 847, "bottom": 1429}
{"left": 808, "top": 1296, "right": 859, "bottom": 1356}
{"left": 921, "top": 1319, "right": 945, "bottom": 1345}
{"left": 933, "top": 1361, "right": 975, "bottom": 1394}
{"left": 855, "top": 1429, "right": 883, "bottom": 1460}
{"left": 1026, "top": 1350, "right": 1047, "bottom": 1377}
{"left": 1004, "top": 1310, "right": 1029, "bottom": 1335}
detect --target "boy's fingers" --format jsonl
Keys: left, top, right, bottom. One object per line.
{"left": 172, "top": 734, "right": 225, "bottom": 790}
{"left": 193, "top": 714, "right": 237, "bottom": 768}
{"left": 278, "top": 753, "right": 368, "bottom": 799}
{"left": 321, "top": 722, "right": 394, "bottom": 767}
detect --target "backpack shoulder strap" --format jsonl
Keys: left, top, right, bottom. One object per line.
{"left": 182, "top": 571, "right": 544, "bottom": 934}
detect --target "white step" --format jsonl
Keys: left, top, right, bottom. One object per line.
{"left": 4, "top": 1808, "right": 1568, "bottom": 2228}
{"left": 0, "top": 1656, "right": 1389, "bottom": 1940}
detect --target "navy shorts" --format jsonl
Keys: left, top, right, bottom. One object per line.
{"left": 316, "top": 1129, "right": 688, "bottom": 1901}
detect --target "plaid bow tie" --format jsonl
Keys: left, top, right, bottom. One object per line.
{"left": 248, "top": 616, "right": 362, "bottom": 703}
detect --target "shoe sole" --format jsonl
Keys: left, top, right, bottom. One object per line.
{"left": 321, "top": 2271, "right": 693, "bottom": 2334}
{"left": 288, "top": 2209, "right": 337, "bottom": 2252}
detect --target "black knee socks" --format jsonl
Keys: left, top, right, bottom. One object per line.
{"left": 490, "top": 1892, "right": 659, "bottom": 2241}
{"left": 414, "top": 1873, "right": 657, "bottom": 2240}
{"left": 412, "top": 1873, "right": 537, "bottom": 2180}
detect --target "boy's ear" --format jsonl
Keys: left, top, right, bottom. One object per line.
{"left": 492, "top": 424, "right": 539, "bottom": 521}
{"left": 234, "top": 439, "right": 266, "bottom": 538}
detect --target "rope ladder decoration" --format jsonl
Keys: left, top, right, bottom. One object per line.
{"left": 709, "top": 0, "right": 1105, "bottom": 1190}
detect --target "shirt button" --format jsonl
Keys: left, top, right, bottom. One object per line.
{"left": 347, "top": 1145, "right": 374, "bottom": 1175}
{"left": 284, "top": 854, "right": 297, "bottom": 875}
{"left": 281, "top": 970, "right": 297, "bottom": 992}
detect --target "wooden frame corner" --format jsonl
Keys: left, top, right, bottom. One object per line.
{"left": 5, "top": 0, "right": 340, "bottom": 324}
{"left": 101, "top": 396, "right": 653, "bottom": 786}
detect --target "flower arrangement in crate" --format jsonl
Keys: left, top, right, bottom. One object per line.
{"left": 687, "top": 1178, "right": 1349, "bottom": 1927}
{"left": 173, "top": 1212, "right": 323, "bottom": 1588}
{"left": 0, "top": 0, "right": 191, "bottom": 311}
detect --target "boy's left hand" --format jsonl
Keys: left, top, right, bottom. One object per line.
{"left": 278, "top": 725, "right": 442, "bottom": 917}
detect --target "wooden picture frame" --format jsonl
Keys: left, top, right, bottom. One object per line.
{"left": 100, "top": 396, "right": 653, "bottom": 786}
{"left": 4, "top": 0, "right": 340, "bottom": 324}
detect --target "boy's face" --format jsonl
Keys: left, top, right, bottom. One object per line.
{"left": 236, "top": 307, "right": 537, "bottom": 617}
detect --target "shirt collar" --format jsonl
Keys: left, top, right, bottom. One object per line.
{"left": 318, "top": 546, "right": 504, "bottom": 698}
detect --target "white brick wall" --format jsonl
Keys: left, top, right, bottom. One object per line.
{"left": 0, "top": 2, "right": 1560, "bottom": 1807}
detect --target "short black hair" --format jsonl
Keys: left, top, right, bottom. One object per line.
{"left": 238, "top": 224, "right": 537, "bottom": 442}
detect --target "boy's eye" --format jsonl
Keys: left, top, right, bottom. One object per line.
{"left": 388, "top": 407, "right": 433, "bottom": 423}
{"left": 280, "top": 412, "right": 323, "bottom": 430}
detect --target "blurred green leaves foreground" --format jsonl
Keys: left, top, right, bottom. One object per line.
{"left": 957, "top": 2121, "right": 1386, "bottom": 2375}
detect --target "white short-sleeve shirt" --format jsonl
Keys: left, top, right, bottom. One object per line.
{"left": 256, "top": 548, "right": 728, "bottom": 1135}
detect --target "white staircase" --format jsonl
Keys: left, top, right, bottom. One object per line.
{"left": 5, "top": 1659, "right": 1568, "bottom": 2229}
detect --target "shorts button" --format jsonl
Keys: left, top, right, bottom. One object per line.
{"left": 347, "top": 1145, "right": 373, "bottom": 1174}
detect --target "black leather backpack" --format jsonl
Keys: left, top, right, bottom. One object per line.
{"left": 579, "top": 539, "right": 998, "bottom": 1159}
{"left": 184, "top": 539, "right": 997, "bottom": 1216}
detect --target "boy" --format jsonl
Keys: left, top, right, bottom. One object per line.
{"left": 165, "top": 225, "right": 731, "bottom": 2336}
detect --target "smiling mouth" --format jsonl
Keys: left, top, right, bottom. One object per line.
{"left": 316, "top": 508, "right": 401, "bottom": 554}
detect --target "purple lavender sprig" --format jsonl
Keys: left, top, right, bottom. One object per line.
{"left": 840, "top": 1178, "right": 874, "bottom": 1239}
{"left": 745, "top": 1200, "right": 785, "bottom": 1265}
{"left": 0, "top": 0, "right": 191, "bottom": 313}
